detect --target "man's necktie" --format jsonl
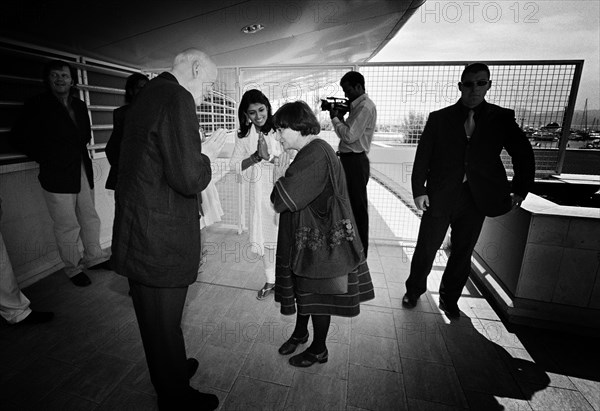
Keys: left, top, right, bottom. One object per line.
{"left": 463, "top": 109, "right": 475, "bottom": 182}
{"left": 464, "top": 109, "right": 475, "bottom": 139}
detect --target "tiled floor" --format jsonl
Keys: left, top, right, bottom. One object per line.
{"left": 1, "top": 225, "right": 599, "bottom": 410}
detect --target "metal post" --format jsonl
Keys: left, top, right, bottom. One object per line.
{"left": 556, "top": 61, "right": 584, "bottom": 175}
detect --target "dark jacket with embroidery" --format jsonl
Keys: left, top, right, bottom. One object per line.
{"left": 271, "top": 138, "right": 362, "bottom": 281}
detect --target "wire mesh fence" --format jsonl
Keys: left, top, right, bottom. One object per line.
{"left": 207, "top": 61, "right": 582, "bottom": 242}
{"left": 0, "top": 40, "right": 584, "bottom": 243}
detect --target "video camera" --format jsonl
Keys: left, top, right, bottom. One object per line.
{"left": 320, "top": 97, "right": 349, "bottom": 113}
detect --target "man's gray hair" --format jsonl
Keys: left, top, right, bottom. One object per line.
{"left": 173, "top": 49, "right": 212, "bottom": 68}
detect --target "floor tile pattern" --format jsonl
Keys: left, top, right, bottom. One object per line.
{"left": 1, "top": 226, "right": 599, "bottom": 410}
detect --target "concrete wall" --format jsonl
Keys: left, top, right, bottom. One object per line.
{"left": 473, "top": 194, "right": 600, "bottom": 331}
{"left": 518, "top": 214, "right": 600, "bottom": 308}
{"left": 0, "top": 156, "right": 114, "bottom": 287}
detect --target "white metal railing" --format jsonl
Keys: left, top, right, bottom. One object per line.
{"left": 0, "top": 39, "right": 585, "bottom": 242}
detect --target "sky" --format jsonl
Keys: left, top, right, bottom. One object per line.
{"left": 372, "top": 0, "right": 600, "bottom": 110}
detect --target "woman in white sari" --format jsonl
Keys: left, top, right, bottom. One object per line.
{"left": 230, "top": 90, "right": 282, "bottom": 299}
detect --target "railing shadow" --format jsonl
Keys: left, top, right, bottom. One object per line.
{"left": 439, "top": 313, "right": 551, "bottom": 410}
{"left": 508, "top": 323, "right": 600, "bottom": 383}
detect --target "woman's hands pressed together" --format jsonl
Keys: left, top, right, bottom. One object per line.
{"left": 274, "top": 151, "right": 290, "bottom": 181}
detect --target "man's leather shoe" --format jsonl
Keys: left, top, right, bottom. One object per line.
{"left": 88, "top": 260, "right": 112, "bottom": 271}
{"left": 158, "top": 388, "right": 219, "bottom": 411}
{"left": 289, "top": 349, "right": 328, "bottom": 367}
{"left": 70, "top": 272, "right": 91, "bottom": 287}
{"left": 186, "top": 358, "right": 199, "bottom": 379}
{"left": 402, "top": 293, "right": 418, "bottom": 308}
{"left": 439, "top": 297, "right": 460, "bottom": 318}
{"left": 189, "top": 390, "right": 219, "bottom": 410}
{"left": 278, "top": 332, "right": 309, "bottom": 355}
{"left": 18, "top": 311, "right": 54, "bottom": 325}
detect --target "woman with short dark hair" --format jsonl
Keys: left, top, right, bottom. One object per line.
{"left": 271, "top": 100, "right": 375, "bottom": 367}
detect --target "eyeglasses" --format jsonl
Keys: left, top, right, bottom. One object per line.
{"left": 460, "top": 80, "right": 490, "bottom": 88}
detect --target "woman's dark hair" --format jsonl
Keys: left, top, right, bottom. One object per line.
{"left": 237, "top": 89, "right": 274, "bottom": 138}
{"left": 124, "top": 72, "right": 149, "bottom": 104}
{"left": 42, "top": 59, "right": 78, "bottom": 94}
{"left": 273, "top": 101, "right": 320, "bottom": 136}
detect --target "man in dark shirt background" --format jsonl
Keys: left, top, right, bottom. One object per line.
{"left": 330, "top": 71, "right": 377, "bottom": 258}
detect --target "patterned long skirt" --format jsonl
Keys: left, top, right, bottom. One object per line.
{"left": 274, "top": 261, "right": 375, "bottom": 317}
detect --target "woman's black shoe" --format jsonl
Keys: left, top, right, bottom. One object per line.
{"left": 278, "top": 332, "right": 309, "bottom": 355}
{"left": 289, "top": 349, "right": 328, "bottom": 367}
{"left": 70, "top": 272, "right": 91, "bottom": 287}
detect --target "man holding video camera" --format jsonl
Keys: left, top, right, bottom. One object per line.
{"left": 328, "top": 71, "right": 377, "bottom": 257}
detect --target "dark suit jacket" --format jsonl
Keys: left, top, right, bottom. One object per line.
{"left": 111, "top": 72, "right": 212, "bottom": 287}
{"left": 412, "top": 100, "right": 535, "bottom": 217}
{"left": 105, "top": 104, "right": 129, "bottom": 190}
{"left": 10, "top": 92, "right": 94, "bottom": 193}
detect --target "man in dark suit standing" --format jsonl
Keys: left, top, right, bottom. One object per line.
{"left": 112, "top": 48, "right": 225, "bottom": 410}
{"left": 402, "top": 63, "right": 535, "bottom": 318}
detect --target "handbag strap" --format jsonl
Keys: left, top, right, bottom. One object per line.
{"left": 314, "top": 139, "right": 342, "bottom": 198}
{"left": 312, "top": 138, "right": 364, "bottom": 256}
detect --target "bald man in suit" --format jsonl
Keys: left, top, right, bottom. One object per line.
{"left": 112, "top": 49, "right": 226, "bottom": 410}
